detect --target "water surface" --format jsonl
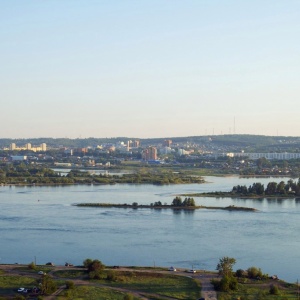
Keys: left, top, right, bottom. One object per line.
{"left": 0, "top": 176, "right": 299, "bottom": 283}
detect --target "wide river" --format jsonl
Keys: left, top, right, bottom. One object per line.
{"left": 0, "top": 176, "right": 299, "bottom": 282}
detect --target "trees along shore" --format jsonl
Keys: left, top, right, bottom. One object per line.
{"left": 181, "top": 178, "right": 300, "bottom": 198}
{"left": 0, "top": 165, "right": 204, "bottom": 185}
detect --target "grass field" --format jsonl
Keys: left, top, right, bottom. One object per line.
{"left": 57, "top": 286, "right": 137, "bottom": 300}
{"left": 101, "top": 271, "right": 201, "bottom": 299}
{"left": 217, "top": 280, "right": 299, "bottom": 300}
{"left": 0, "top": 274, "right": 36, "bottom": 298}
{"left": 52, "top": 269, "right": 201, "bottom": 299}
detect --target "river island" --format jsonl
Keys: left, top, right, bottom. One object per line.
{"left": 74, "top": 202, "right": 257, "bottom": 212}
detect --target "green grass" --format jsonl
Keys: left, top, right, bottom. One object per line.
{"left": 14, "top": 265, "right": 53, "bottom": 273}
{"left": 0, "top": 275, "right": 36, "bottom": 289}
{"left": 54, "top": 269, "right": 201, "bottom": 299}
{"left": 0, "top": 275, "right": 36, "bottom": 297}
{"left": 57, "top": 285, "right": 138, "bottom": 300}
{"left": 217, "top": 280, "right": 299, "bottom": 300}
{"left": 103, "top": 271, "right": 201, "bottom": 299}
{"left": 53, "top": 269, "right": 86, "bottom": 278}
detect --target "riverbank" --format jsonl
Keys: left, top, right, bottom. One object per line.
{"left": 1, "top": 263, "right": 298, "bottom": 300}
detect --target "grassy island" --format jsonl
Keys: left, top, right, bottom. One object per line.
{"left": 74, "top": 202, "right": 257, "bottom": 212}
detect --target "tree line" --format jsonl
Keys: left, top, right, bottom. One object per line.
{"left": 232, "top": 178, "right": 300, "bottom": 196}
{"left": 0, "top": 164, "right": 204, "bottom": 185}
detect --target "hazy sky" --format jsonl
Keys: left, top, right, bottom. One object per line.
{"left": 1, "top": 1, "right": 299, "bottom": 138}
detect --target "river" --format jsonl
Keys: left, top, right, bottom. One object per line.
{"left": 0, "top": 176, "right": 299, "bottom": 283}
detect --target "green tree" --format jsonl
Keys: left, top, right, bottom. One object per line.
{"left": 216, "top": 257, "right": 236, "bottom": 277}
{"left": 84, "top": 259, "right": 105, "bottom": 280}
{"left": 265, "top": 182, "right": 277, "bottom": 195}
{"left": 172, "top": 196, "right": 182, "bottom": 206}
{"left": 276, "top": 181, "right": 286, "bottom": 194}
{"left": 83, "top": 258, "right": 93, "bottom": 268}
{"left": 40, "top": 275, "right": 57, "bottom": 295}
{"left": 235, "top": 269, "right": 245, "bottom": 277}
{"left": 247, "top": 266, "right": 263, "bottom": 279}
{"left": 182, "top": 197, "right": 196, "bottom": 206}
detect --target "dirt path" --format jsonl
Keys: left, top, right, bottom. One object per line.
{"left": 196, "top": 273, "right": 218, "bottom": 300}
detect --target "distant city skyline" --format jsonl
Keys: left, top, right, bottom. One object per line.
{"left": 1, "top": 1, "right": 299, "bottom": 138}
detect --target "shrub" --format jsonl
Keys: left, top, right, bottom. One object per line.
{"left": 83, "top": 258, "right": 93, "bottom": 268}
{"left": 247, "top": 266, "right": 263, "bottom": 279}
{"left": 269, "top": 284, "right": 280, "bottom": 295}
{"left": 40, "top": 275, "right": 57, "bottom": 295}
{"left": 106, "top": 271, "right": 117, "bottom": 281}
{"left": 236, "top": 269, "right": 245, "bottom": 277}
{"left": 123, "top": 294, "right": 134, "bottom": 300}
{"left": 212, "top": 276, "right": 238, "bottom": 292}
{"left": 83, "top": 258, "right": 105, "bottom": 279}
{"left": 28, "top": 261, "right": 36, "bottom": 270}
{"left": 66, "top": 280, "right": 75, "bottom": 289}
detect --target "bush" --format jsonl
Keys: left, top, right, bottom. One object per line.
{"left": 247, "top": 266, "right": 263, "bottom": 279}
{"left": 269, "top": 284, "right": 280, "bottom": 295}
{"left": 40, "top": 275, "right": 57, "bottom": 295}
{"left": 123, "top": 294, "right": 134, "bottom": 300}
{"left": 28, "top": 261, "right": 36, "bottom": 270}
{"left": 106, "top": 271, "right": 117, "bottom": 281}
{"left": 66, "top": 280, "right": 75, "bottom": 289}
{"left": 83, "top": 258, "right": 93, "bottom": 268}
{"left": 83, "top": 258, "right": 105, "bottom": 279}
{"left": 212, "top": 276, "right": 238, "bottom": 292}
{"left": 236, "top": 269, "right": 245, "bottom": 277}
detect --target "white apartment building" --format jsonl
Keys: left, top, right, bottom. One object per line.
{"left": 226, "top": 152, "right": 300, "bottom": 160}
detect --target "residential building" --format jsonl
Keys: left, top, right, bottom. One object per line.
{"left": 142, "top": 146, "right": 158, "bottom": 160}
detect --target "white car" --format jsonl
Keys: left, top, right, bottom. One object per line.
{"left": 17, "top": 288, "right": 25, "bottom": 292}
{"left": 38, "top": 271, "right": 44, "bottom": 275}
{"left": 187, "top": 269, "right": 196, "bottom": 273}
{"left": 169, "top": 266, "right": 177, "bottom": 271}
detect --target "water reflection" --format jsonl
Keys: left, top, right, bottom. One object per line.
{"left": 172, "top": 209, "right": 195, "bottom": 215}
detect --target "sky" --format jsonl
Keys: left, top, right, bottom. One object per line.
{"left": 0, "top": 0, "right": 299, "bottom": 139}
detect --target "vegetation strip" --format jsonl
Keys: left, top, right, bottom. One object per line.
{"left": 74, "top": 203, "right": 257, "bottom": 212}
{"left": 0, "top": 165, "right": 205, "bottom": 185}
{"left": 181, "top": 178, "right": 300, "bottom": 198}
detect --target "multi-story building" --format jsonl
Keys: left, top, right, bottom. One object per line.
{"left": 7, "top": 142, "right": 46, "bottom": 152}
{"left": 142, "top": 146, "right": 158, "bottom": 160}
{"left": 9, "top": 143, "right": 16, "bottom": 150}
{"left": 226, "top": 152, "right": 300, "bottom": 160}
{"left": 163, "top": 140, "right": 172, "bottom": 147}
{"left": 133, "top": 140, "right": 140, "bottom": 148}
